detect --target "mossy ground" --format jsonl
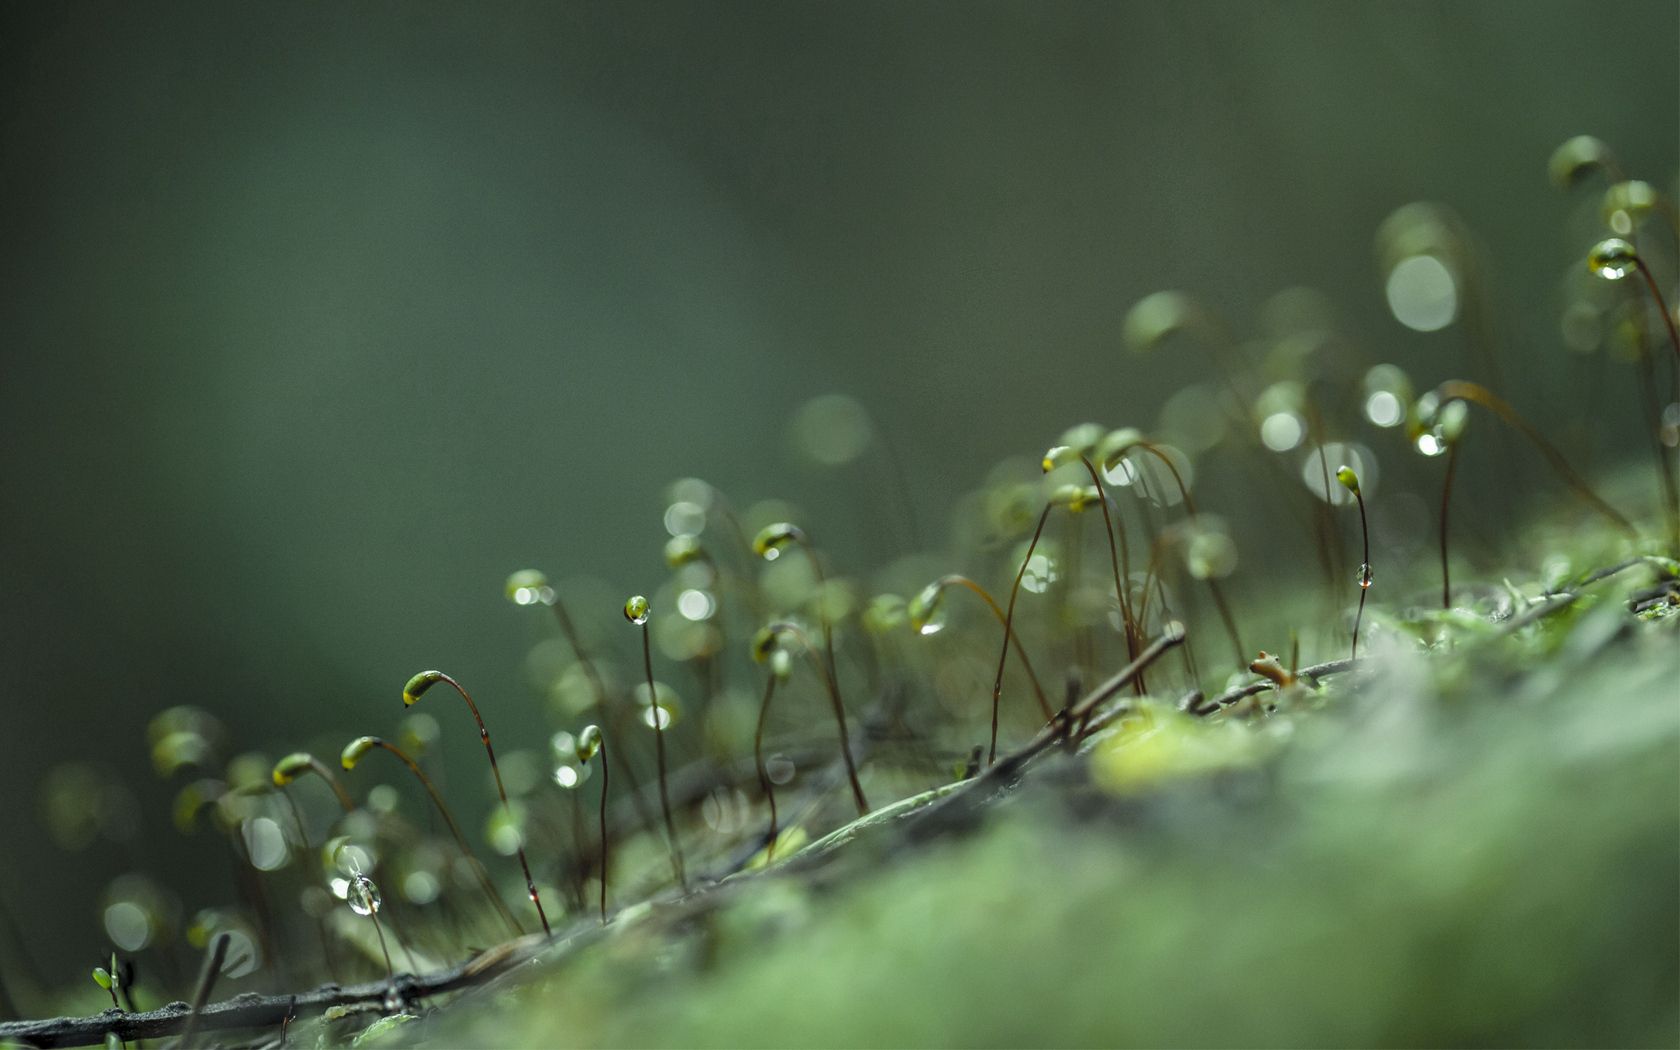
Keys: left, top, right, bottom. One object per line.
{"left": 299, "top": 539, "right": 1679, "bottom": 1048}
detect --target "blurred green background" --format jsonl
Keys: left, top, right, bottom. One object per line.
{"left": 0, "top": 1, "right": 1674, "bottom": 985}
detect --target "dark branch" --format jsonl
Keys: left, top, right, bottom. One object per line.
{"left": 0, "top": 934, "right": 547, "bottom": 1049}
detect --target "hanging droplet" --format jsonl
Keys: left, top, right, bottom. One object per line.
{"left": 1588, "top": 237, "right": 1639, "bottom": 280}
{"left": 1357, "top": 563, "right": 1374, "bottom": 590}
{"left": 751, "top": 522, "right": 804, "bottom": 561}
{"left": 504, "top": 569, "right": 554, "bottom": 607}
{"left": 623, "top": 595, "right": 650, "bottom": 625}
{"left": 347, "top": 874, "right": 382, "bottom": 917}
{"left": 907, "top": 581, "right": 949, "bottom": 636}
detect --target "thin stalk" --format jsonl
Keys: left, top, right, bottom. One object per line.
{"left": 346, "top": 738, "right": 522, "bottom": 938}
{"left": 792, "top": 536, "right": 870, "bottom": 816}
{"left": 752, "top": 672, "right": 782, "bottom": 859}
{"left": 934, "top": 575, "right": 1052, "bottom": 765}
{"left": 1350, "top": 486, "right": 1371, "bottom": 661}
{"left": 1116, "top": 441, "right": 1245, "bottom": 669}
{"left": 1434, "top": 380, "right": 1638, "bottom": 540}
{"left": 595, "top": 739, "right": 610, "bottom": 924}
{"left": 1075, "top": 456, "right": 1140, "bottom": 663}
{"left": 639, "top": 625, "right": 688, "bottom": 892}
{"left": 993, "top": 504, "right": 1054, "bottom": 765}
{"left": 402, "top": 672, "right": 550, "bottom": 936}
{"left": 760, "top": 621, "right": 869, "bottom": 818}
{"left": 1440, "top": 441, "right": 1460, "bottom": 610}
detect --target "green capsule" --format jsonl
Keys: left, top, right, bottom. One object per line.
{"left": 1123, "top": 290, "right": 1212, "bottom": 353}
{"left": 1095, "top": 428, "right": 1144, "bottom": 472}
{"left": 1602, "top": 180, "right": 1658, "bottom": 235}
{"left": 92, "top": 966, "right": 112, "bottom": 991}
{"left": 402, "top": 670, "right": 444, "bottom": 707}
{"left": 1040, "top": 445, "right": 1075, "bottom": 473}
{"left": 1547, "top": 135, "right": 1616, "bottom": 189}
{"left": 1057, "top": 423, "right": 1104, "bottom": 459}
{"left": 750, "top": 625, "right": 779, "bottom": 663}
{"left": 861, "top": 593, "right": 908, "bottom": 635}
{"left": 504, "top": 569, "right": 553, "bottom": 607}
{"left": 907, "top": 580, "right": 949, "bottom": 637}
{"left": 1335, "top": 466, "right": 1361, "bottom": 495}
{"left": 340, "top": 736, "right": 379, "bottom": 771}
{"left": 751, "top": 522, "right": 804, "bottom": 562}
{"left": 271, "top": 752, "right": 314, "bottom": 787}
{"left": 1049, "top": 483, "right": 1100, "bottom": 512}
{"left": 664, "top": 533, "right": 705, "bottom": 569}
{"left": 575, "top": 725, "right": 602, "bottom": 763}
{"left": 1588, "top": 237, "right": 1639, "bottom": 281}
{"left": 624, "top": 594, "right": 651, "bottom": 625}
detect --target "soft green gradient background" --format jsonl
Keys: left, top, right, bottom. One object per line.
{"left": 1, "top": 1, "right": 1675, "bottom": 981}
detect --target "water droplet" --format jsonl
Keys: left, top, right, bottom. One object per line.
{"left": 1363, "top": 390, "right": 1404, "bottom": 428}
{"left": 1185, "top": 529, "right": 1238, "bottom": 580}
{"left": 789, "top": 393, "right": 874, "bottom": 467}
{"left": 242, "top": 817, "right": 288, "bottom": 872}
{"left": 907, "top": 581, "right": 948, "bottom": 636}
{"left": 402, "top": 870, "right": 440, "bottom": 905}
{"left": 765, "top": 754, "right": 797, "bottom": 785}
{"left": 1022, "top": 552, "right": 1058, "bottom": 594}
{"left": 347, "top": 874, "right": 381, "bottom": 917}
{"left": 1385, "top": 254, "right": 1459, "bottom": 332}
{"left": 504, "top": 569, "right": 553, "bottom": 607}
{"left": 103, "top": 902, "right": 152, "bottom": 953}
{"left": 575, "top": 725, "right": 602, "bottom": 762}
{"left": 1259, "top": 412, "right": 1305, "bottom": 452}
{"left": 676, "top": 588, "right": 715, "bottom": 621}
{"left": 1357, "top": 563, "right": 1374, "bottom": 590}
{"left": 623, "top": 595, "right": 650, "bottom": 625}
{"left": 1588, "top": 237, "right": 1639, "bottom": 280}
{"left": 663, "top": 501, "right": 707, "bottom": 538}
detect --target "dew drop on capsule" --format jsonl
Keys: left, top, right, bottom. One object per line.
{"left": 347, "top": 874, "right": 382, "bottom": 917}
{"left": 1588, "top": 238, "right": 1639, "bottom": 281}
{"left": 907, "top": 582, "right": 948, "bottom": 636}
{"left": 624, "top": 595, "right": 650, "bottom": 625}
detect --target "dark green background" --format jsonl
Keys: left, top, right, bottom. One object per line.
{"left": 1, "top": 1, "right": 1674, "bottom": 983}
